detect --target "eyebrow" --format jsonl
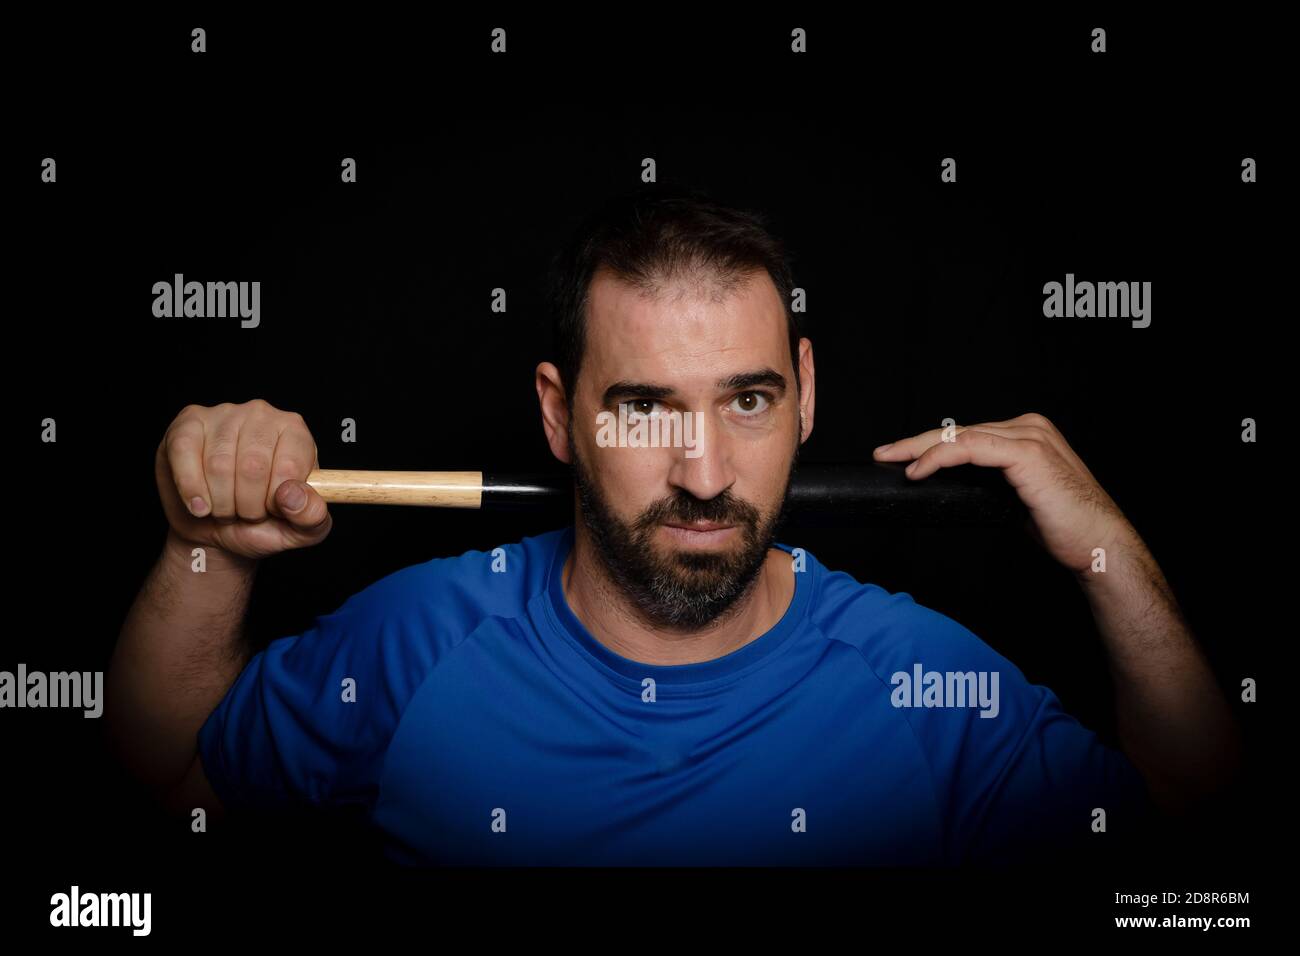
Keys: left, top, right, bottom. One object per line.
{"left": 601, "top": 367, "right": 788, "bottom": 406}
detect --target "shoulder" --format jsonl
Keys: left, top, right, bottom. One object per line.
{"left": 320, "top": 525, "right": 567, "bottom": 627}
{"left": 796, "top": 549, "right": 1034, "bottom": 705}
{"left": 268, "top": 525, "right": 570, "bottom": 678}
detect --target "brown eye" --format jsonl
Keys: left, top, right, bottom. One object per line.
{"left": 731, "top": 392, "right": 770, "bottom": 416}
{"left": 624, "top": 399, "right": 663, "bottom": 417}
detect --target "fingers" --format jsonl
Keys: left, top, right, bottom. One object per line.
{"left": 202, "top": 406, "right": 241, "bottom": 520}
{"left": 266, "top": 414, "right": 318, "bottom": 518}
{"left": 874, "top": 414, "right": 1089, "bottom": 479}
{"left": 164, "top": 414, "right": 214, "bottom": 517}
{"left": 873, "top": 424, "right": 1004, "bottom": 461}
{"left": 233, "top": 404, "right": 280, "bottom": 521}
{"left": 158, "top": 400, "right": 331, "bottom": 558}
{"left": 905, "top": 428, "right": 1044, "bottom": 481}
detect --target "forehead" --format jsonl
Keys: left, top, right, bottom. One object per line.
{"left": 583, "top": 267, "right": 788, "bottom": 385}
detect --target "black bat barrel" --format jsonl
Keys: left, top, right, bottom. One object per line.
{"left": 785, "top": 462, "right": 1023, "bottom": 526}
{"left": 482, "top": 463, "right": 1024, "bottom": 526}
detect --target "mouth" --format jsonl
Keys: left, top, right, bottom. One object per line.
{"left": 660, "top": 521, "right": 737, "bottom": 546}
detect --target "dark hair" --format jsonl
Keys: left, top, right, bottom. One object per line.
{"left": 547, "top": 187, "right": 801, "bottom": 406}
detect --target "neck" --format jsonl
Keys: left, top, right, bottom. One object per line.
{"left": 561, "top": 524, "right": 794, "bottom": 667}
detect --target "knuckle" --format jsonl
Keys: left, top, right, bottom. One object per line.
{"left": 205, "top": 451, "right": 236, "bottom": 479}
{"left": 238, "top": 454, "right": 271, "bottom": 481}
{"left": 273, "top": 457, "right": 304, "bottom": 479}
{"left": 165, "top": 418, "right": 198, "bottom": 448}
{"left": 285, "top": 413, "right": 312, "bottom": 438}
{"left": 167, "top": 432, "right": 201, "bottom": 459}
{"left": 1023, "top": 412, "right": 1053, "bottom": 430}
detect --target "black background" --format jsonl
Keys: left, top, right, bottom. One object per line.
{"left": 6, "top": 10, "right": 1279, "bottom": 942}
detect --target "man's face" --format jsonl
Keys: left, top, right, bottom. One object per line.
{"left": 566, "top": 266, "right": 805, "bottom": 630}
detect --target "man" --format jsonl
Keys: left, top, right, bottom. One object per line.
{"left": 108, "top": 190, "right": 1240, "bottom": 866}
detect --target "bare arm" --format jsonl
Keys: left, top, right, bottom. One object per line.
{"left": 1076, "top": 527, "right": 1244, "bottom": 814}
{"left": 106, "top": 400, "right": 333, "bottom": 817}
{"left": 106, "top": 531, "right": 256, "bottom": 802}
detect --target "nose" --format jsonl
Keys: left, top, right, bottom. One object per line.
{"left": 665, "top": 429, "right": 735, "bottom": 506}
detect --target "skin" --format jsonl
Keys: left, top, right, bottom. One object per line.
{"left": 535, "top": 266, "right": 815, "bottom": 665}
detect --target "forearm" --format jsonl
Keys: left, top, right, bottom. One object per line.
{"left": 106, "top": 530, "right": 258, "bottom": 793}
{"left": 1076, "top": 526, "right": 1243, "bottom": 812}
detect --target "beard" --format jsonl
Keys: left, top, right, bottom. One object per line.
{"left": 567, "top": 423, "right": 800, "bottom": 631}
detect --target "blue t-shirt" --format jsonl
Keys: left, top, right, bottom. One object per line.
{"left": 197, "top": 525, "right": 1151, "bottom": 865}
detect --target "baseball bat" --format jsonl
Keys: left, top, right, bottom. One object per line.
{"left": 303, "top": 463, "right": 1024, "bottom": 525}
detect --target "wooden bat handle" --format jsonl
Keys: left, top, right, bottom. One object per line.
{"left": 306, "top": 470, "right": 485, "bottom": 507}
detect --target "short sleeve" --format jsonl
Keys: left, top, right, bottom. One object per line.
{"left": 196, "top": 576, "right": 441, "bottom": 814}
{"left": 869, "top": 596, "right": 1154, "bottom": 866}
{"left": 957, "top": 683, "right": 1154, "bottom": 865}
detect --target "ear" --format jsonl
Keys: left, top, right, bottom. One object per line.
{"left": 535, "top": 362, "right": 573, "bottom": 464}
{"left": 796, "top": 338, "right": 815, "bottom": 444}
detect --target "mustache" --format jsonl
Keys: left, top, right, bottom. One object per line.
{"left": 635, "top": 489, "right": 760, "bottom": 530}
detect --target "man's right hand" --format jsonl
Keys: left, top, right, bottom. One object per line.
{"left": 155, "top": 399, "right": 332, "bottom": 560}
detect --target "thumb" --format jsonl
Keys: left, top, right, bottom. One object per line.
{"left": 275, "top": 479, "right": 331, "bottom": 535}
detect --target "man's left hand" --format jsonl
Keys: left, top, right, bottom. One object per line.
{"left": 873, "top": 413, "right": 1141, "bottom": 576}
